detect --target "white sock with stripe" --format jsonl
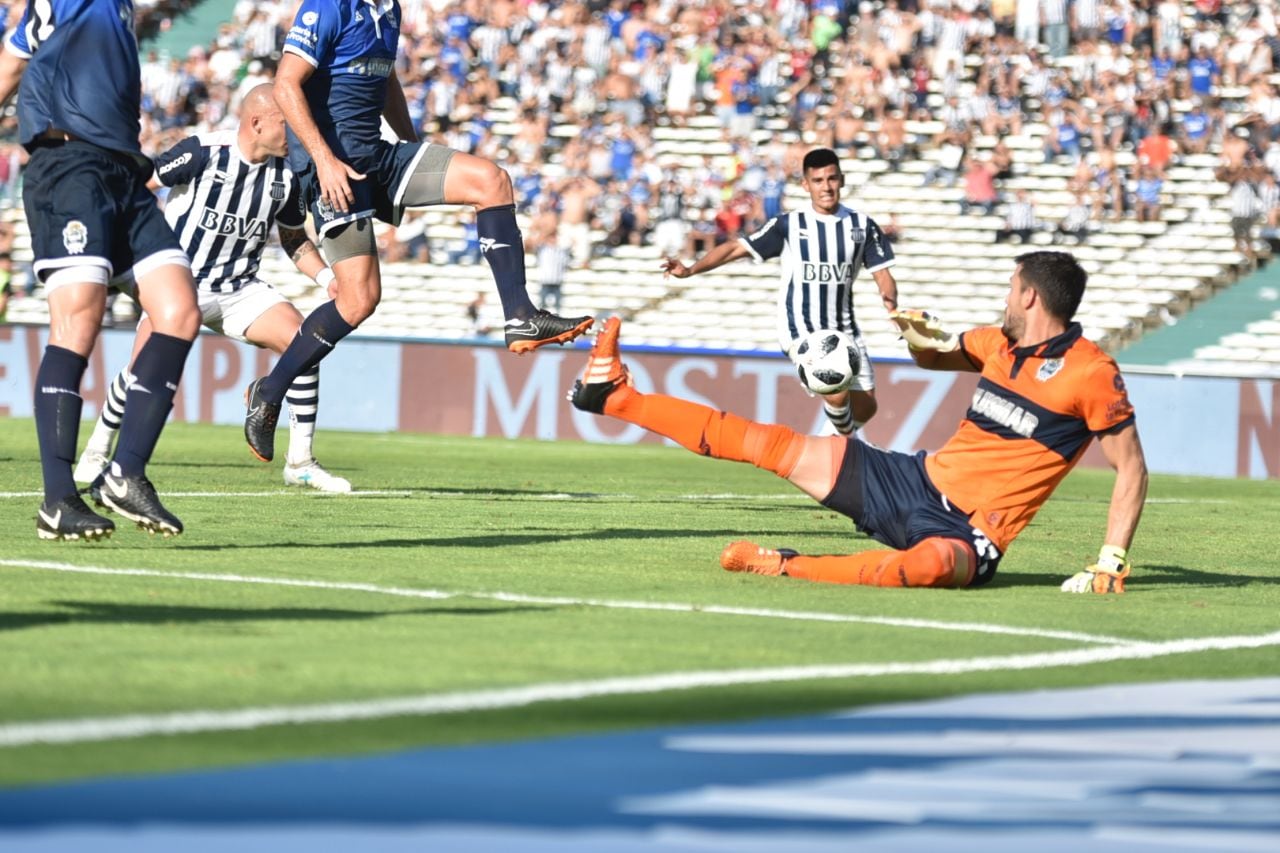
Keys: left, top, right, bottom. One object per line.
{"left": 286, "top": 367, "right": 320, "bottom": 466}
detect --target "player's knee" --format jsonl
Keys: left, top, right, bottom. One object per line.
{"left": 148, "top": 300, "right": 201, "bottom": 341}
{"left": 850, "top": 392, "right": 877, "bottom": 423}
{"left": 336, "top": 289, "right": 378, "bottom": 325}
{"left": 472, "top": 161, "right": 514, "bottom": 208}
{"left": 903, "top": 538, "right": 975, "bottom": 588}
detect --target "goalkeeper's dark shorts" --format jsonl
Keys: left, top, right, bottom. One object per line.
{"left": 820, "top": 439, "right": 1003, "bottom": 586}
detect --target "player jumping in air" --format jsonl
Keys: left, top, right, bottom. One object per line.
{"left": 573, "top": 252, "right": 1148, "bottom": 593}
{"left": 242, "top": 0, "right": 593, "bottom": 463}
{"left": 75, "top": 85, "right": 352, "bottom": 493}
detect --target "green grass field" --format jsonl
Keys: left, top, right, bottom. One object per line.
{"left": 1, "top": 416, "right": 1278, "bottom": 788}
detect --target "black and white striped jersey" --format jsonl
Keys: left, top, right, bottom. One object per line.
{"left": 153, "top": 131, "right": 306, "bottom": 292}
{"left": 740, "top": 203, "right": 895, "bottom": 348}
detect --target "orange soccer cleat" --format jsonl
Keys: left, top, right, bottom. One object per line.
{"left": 569, "top": 315, "right": 632, "bottom": 413}
{"left": 719, "top": 541, "right": 797, "bottom": 577}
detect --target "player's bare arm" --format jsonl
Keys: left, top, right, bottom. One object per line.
{"left": 382, "top": 74, "right": 418, "bottom": 143}
{"left": 1062, "top": 422, "right": 1148, "bottom": 594}
{"left": 872, "top": 268, "right": 898, "bottom": 311}
{"left": 0, "top": 48, "right": 28, "bottom": 105}
{"left": 662, "top": 240, "right": 751, "bottom": 278}
{"left": 274, "top": 53, "right": 365, "bottom": 213}
{"left": 278, "top": 224, "right": 328, "bottom": 281}
{"left": 1097, "top": 423, "right": 1148, "bottom": 552}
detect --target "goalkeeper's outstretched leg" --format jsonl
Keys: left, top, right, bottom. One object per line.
{"left": 569, "top": 317, "right": 983, "bottom": 589}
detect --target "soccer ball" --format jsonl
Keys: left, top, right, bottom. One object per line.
{"left": 793, "top": 329, "right": 859, "bottom": 395}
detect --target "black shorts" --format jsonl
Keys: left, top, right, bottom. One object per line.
{"left": 821, "top": 440, "right": 1003, "bottom": 586}
{"left": 23, "top": 140, "right": 183, "bottom": 285}
{"left": 302, "top": 140, "right": 454, "bottom": 238}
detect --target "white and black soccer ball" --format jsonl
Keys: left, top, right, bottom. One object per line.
{"left": 793, "top": 329, "right": 859, "bottom": 395}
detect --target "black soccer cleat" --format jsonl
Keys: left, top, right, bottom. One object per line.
{"left": 568, "top": 316, "right": 630, "bottom": 414}
{"left": 36, "top": 494, "right": 115, "bottom": 542}
{"left": 90, "top": 466, "right": 184, "bottom": 537}
{"left": 243, "top": 377, "right": 280, "bottom": 462}
{"left": 505, "top": 310, "right": 594, "bottom": 354}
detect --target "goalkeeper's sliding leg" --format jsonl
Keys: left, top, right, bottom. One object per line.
{"left": 570, "top": 317, "right": 979, "bottom": 589}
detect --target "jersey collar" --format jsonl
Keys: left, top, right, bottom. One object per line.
{"left": 362, "top": 0, "right": 396, "bottom": 38}
{"left": 802, "top": 202, "right": 848, "bottom": 221}
{"left": 1008, "top": 322, "right": 1083, "bottom": 379}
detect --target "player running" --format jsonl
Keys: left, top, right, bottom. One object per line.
{"left": 242, "top": 0, "right": 593, "bottom": 463}
{"left": 573, "top": 251, "right": 1148, "bottom": 593}
{"left": 661, "top": 147, "right": 899, "bottom": 436}
{"left": 75, "top": 85, "right": 352, "bottom": 493}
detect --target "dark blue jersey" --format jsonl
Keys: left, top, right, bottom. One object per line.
{"left": 6, "top": 0, "right": 145, "bottom": 161}
{"left": 282, "top": 0, "right": 401, "bottom": 172}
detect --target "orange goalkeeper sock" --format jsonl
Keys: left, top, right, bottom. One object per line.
{"left": 783, "top": 537, "right": 977, "bottom": 588}
{"left": 604, "top": 388, "right": 805, "bottom": 478}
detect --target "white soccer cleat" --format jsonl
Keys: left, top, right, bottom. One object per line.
{"left": 73, "top": 448, "right": 111, "bottom": 484}
{"left": 283, "top": 459, "right": 352, "bottom": 493}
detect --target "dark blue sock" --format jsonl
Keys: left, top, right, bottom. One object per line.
{"left": 34, "top": 345, "right": 87, "bottom": 503}
{"left": 113, "top": 333, "right": 192, "bottom": 477}
{"left": 476, "top": 204, "right": 536, "bottom": 320}
{"left": 260, "top": 300, "right": 354, "bottom": 404}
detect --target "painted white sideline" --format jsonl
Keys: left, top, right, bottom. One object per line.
{"left": 1, "top": 630, "right": 1276, "bottom": 748}
{"left": 0, "top": 559, "right": 1132, "bottom": 645}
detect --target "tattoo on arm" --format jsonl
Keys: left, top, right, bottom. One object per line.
{"left": 279, "top": 226, "right": 317, "bottom": 263}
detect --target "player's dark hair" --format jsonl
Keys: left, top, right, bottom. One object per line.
{"left": 802, "top": 147, "right": 841, "bottom": 174}
{"left": 1015, "top": 251, "right": 1087, "bottom": 322}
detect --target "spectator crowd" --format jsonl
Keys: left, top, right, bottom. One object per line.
{"left": 2, "top": 0, "right": 1279, "bottom": 316}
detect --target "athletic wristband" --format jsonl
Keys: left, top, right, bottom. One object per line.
{"left": 315, "top": 267, "right": 335, "bottom": 288}
{"left": 1096, "top": 545, "right": 1128, "bottom": 574}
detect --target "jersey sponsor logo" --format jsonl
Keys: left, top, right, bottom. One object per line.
{"left": 970, "top": 387, "right": 1040, "bottom": 438}
{"left": 62, "top": 220, "right": 88, "bottom": 255}
{"left": 800, "top": 261, "right": 852, "bottom": 283}
{"left": 157, "top": 151, "right": 192, "bottom": 177}
{"left": 346, "top": 57, "right": 395, "bottom": 77}
{"left": 301, "top": 11, "right": 318, "bottom": 25}
{"left": 1036, "top": 358, "right": 1064, "bottom": 382}
{"left": 287, "top": 26, "right": 316, "bottom": 46}
{"left": 198, "top": 208, "right": 268, "bottom": 242}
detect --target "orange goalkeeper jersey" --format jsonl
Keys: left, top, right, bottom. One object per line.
{"left": 924, "top": 323, "right": 1135, "bottom": 552}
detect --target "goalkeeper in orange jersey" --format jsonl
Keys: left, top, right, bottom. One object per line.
{"left": 571, "top": 252, "right": 1148, "bottom": 593}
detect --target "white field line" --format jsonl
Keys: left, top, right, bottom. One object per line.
{"left": 0, "top": 559, "right": 1132, "bottom": 646}
{"left": 0, "top": 490, "right": 1235, "bottom": 504}
{"left": 1, "top": 630, "right": 1277, "bottom": 748}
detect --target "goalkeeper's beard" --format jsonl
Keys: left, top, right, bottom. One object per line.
{"left": 1001, "top": 311, "right": 1024, "bottom": 345}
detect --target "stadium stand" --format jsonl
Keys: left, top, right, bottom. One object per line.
{"left": 1, "top": 0, "right": 1277, "bottom": 370}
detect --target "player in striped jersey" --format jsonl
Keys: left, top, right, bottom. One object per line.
{"left": 662, "top": 148, "right": 899, "bottom": 436}
{"left": 74, "top": 85, "right": 352, "bottom": 493}
{"left": 573, "top": 252, "right": 1148, "bottom": 594}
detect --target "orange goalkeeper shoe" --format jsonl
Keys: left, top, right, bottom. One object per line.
{"left": 569, "top": 315, "right": 631, "bottom": 413}
{"left": 719, "top": 541, "right": 797, "bottom": 577}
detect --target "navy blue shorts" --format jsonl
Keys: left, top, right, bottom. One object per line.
{"left": 821, "top": 440, "right": 1003, "bottom": 586}
{"left": 23, "top": 141, "right": 183, "bottom": 285}
{"left": 303, "top": 140, "right": 451, "bottom": 237}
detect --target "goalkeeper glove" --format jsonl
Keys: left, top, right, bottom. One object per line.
{"left": 889, "top": 309, "right": 958, "bottom": 353}
{"left": 1061, "top": 545, "right": 1131, "bottom": 594}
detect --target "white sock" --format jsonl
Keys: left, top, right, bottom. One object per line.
{"left": 87, "top": 368, "right": 132, "bottom": 454}
{"left": 285, "top": 367, "right": 319, "bottom": 466}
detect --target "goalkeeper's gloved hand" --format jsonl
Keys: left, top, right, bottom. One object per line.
{"left": 1061, "top": 545, "right": 1131, "bottom": 594}
{"left": 889, "top": 309, "right": 958, "bottom": 353}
